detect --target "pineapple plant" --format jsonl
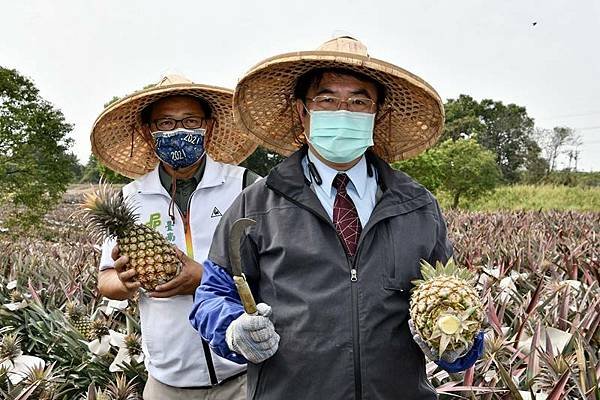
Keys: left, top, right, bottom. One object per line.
{"left": 88, "top": 319, "right": 110, "bottom": 343}
{"left": 20, "top": 362, "right": 64, "bottom": 400}
{"left": 65, "top": 301, "right": 93, "bottom": 340}
{"left": 0, "top": 363, "right": 9, "bottom": 392}
{"left": 87, "top": 374, "right": 140, "bottom": 400}
{"left": 80, "top": 184, "right": 181, "bottom": 291}
{"left": 410, "top": 258, "right": 484, "bottom": 357}
{"left": 0, "top": 334, "right": 22, "bottom": 363}
{"left": 123, "top": 334, "right": 142, "bottom": 358}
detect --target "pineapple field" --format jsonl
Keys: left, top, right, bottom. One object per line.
{"left": 0, "top": 190, "right": 599, "bottom": 400}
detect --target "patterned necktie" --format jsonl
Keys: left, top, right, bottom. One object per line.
{"left": 332, "top": 173, "right": 362, "bottom": 257}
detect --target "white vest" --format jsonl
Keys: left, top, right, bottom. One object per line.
{"left": 99, "top": 156, "right": 247, "bottom": 387}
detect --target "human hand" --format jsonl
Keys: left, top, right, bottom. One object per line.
{"left": 111, "top": 244, "right": 141, "bottom": 295}
{"left": 148, "top": 247, "right": 202, "bottom": 298}
{"left": 408, "top": 319, "right": 467, "bottom": 363}
{"left": 226, "top": 303, "right": 280, "bottom": 364}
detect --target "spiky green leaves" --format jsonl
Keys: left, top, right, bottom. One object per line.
{"left": 80, "top": 182, "right": 139, "bottom": 240}
{"left": 412, "top": 258, "right": 475, "bottom": 287}
{"left": 0, "top": 335, "right": 22, "bottom": 361}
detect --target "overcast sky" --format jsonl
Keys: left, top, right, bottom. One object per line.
{"left": 2, "top": 0, "right": 599, "bottom": 171}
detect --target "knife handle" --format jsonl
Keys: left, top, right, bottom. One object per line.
{"left": 233, "top": 275, "right": 258, "bottom": 315}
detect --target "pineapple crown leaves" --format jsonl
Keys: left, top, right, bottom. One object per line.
{"left": 0, "top": 334, "right": 22, "bottom": 361}
{"left": 124, "top": 334, "right": 142, "bottom": 356}
{"left": 65, "top": 301, "right": 86, "bottom": 319}
{"left": 412, "top": 258, "right": 475, "bottom": 287}
{"left": 105, "top": 374, "right": 140, "bottom": 400}
{"left": 79, "top": 181, "right": 140, "bottom": 240}
{"left": 9, "top": 290, "right": 24, "bottom": 303}
{"left": 88, "top": 319, "right": 110, "bottom": 341}
{"left": 21, "top": 362, "right": 64, "bottom": 399}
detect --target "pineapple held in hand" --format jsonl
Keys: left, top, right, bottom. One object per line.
{"left": 81, "top": 184, "right": 181, "bottom": 291}
{"left": 410, "top": 258, "right": 484, "bottom": 357}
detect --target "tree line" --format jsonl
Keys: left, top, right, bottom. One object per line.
{"left": 0, "top": 67, "right": 592, "bottom": 227}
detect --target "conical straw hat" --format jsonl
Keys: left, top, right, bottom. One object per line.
{"left": 233, "top": 37, "right": 444, "bottom": 162}
{"left": 91, "top": 75, "right": 258, "bottom": 178}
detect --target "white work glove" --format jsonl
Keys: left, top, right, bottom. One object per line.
{"left": 408, "top": 319, "right": 467, "bottom": 363}
{"left": 225, "top": 303, "right": 280, "bottom": 364}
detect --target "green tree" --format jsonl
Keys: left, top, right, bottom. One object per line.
{"left": 0, "top": 67, "right": 76, "bottom": 227}
{"left": 520, "top": 137, "right": 548, "bottom": 183}
{"left": 393, "top": 150, "right": 444, "bottom": 192}
{"left": 240, "top": 146, "right": 285, "bottom": 177}
{"left": 442, "top": 95, "right": 536, "bottom": 183}
{"left": 104, "top": 95, "right": 121, "bottom": 109}
{"left": 393, "top": 139, "right": 501, "bottom": 208}
{"left": 440, "top": 95, "right": 485, "bottom": 141}
{"left": 80, "top": 154, "right": 131, "bottom": 184}
{"left": 436, "top": 139, "right": 501, "bottom": 208}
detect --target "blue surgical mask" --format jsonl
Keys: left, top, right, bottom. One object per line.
{"left": 308, "top": 110, "right": 375, "bottom": 164}
{"left": 151, "top": 128, "right": 206, "bottom": 169}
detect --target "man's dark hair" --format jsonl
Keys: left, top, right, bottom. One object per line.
{"left": 140, "top": 95, "right": 212, "bottom": 124}
{"left": 293, "top": 67, "right": 386, "bottom": 107}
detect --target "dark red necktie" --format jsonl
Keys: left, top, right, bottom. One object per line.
{"left": 333, "top": 174, "right": 362, "bottom": 257}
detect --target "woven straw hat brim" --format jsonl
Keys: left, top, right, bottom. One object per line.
{"left": 234, "top": 50, "right": 445, "bottom": 162}
{"left": 91, "top": 83, "right": 258, "bottom": 178}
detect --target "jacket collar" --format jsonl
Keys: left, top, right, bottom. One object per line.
{"left": 137, "top": 155, "right": 226, "bottom": 196}
{"left": 306, "top": 149, "right": 369, "bottom": 199}
{"left": 158, "top": 158, "right": 206, "bottom": 191}
{"left": 267, "top": 147, "right": 432, "bottom": 217}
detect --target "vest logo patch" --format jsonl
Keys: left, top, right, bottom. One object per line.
{"left": 211, "top": 207, "right": 223, "bottom": 218}
{"left": 145, "top": 212, "right": 161, "bottom": 229}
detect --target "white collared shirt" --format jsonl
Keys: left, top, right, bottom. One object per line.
{"left": 302, "top": 149, "right": 378, "bottom": 227}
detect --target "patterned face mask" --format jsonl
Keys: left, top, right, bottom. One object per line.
{"left": 151, "top": 128, "right": 206, "bottom": 169}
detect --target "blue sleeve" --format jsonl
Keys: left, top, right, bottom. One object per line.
{"left": 436, "top": 331, "right": 484, "bottom": 373}
{"left": 189, "top": 259, "right": 247, "bottom": 364}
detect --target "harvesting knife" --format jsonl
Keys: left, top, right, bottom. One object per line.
{"left": 229, "top": 218, "right": 257, "bottom": 315}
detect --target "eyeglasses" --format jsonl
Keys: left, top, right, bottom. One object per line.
{"left": 307, "top": 95, "right": 376, "bottom": 113}
{"left": 151, "top": 116, "right": 209, "bottom": 131}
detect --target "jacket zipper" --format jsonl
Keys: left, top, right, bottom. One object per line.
{"left": 350, "top": 269, "right": 362, "bottom": 399}
{"left": 266, "top": 183, "right": 364, "bottom": 399}
{"left": 349, "top": 245, "right": 364, "bottom": 400}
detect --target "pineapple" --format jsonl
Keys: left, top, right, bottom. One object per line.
{"left": 410, "top": 258, "right": 484, "bottom": 357}
{"left": 65, "top": 301, "right": 92, "bottom": 340}
{"left": 80, "top": 184, "right": 181, "bottom": 291}
{"left": 0, "top": 334, "right": 22, "bottom": 362}
{"left": 124, "top": 333, "right": 142, "bottom": 357}
{"left": 88, "top": 319, "right": 110, "bottom": 342}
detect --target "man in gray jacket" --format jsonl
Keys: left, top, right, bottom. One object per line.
{"left": 190, "top": 37, "right": 484, "bottom": 399}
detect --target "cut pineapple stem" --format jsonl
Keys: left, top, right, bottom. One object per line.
{"left": 438, "top": 314, "right": 461, "bottom": 335}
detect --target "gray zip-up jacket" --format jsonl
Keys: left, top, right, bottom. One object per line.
{"left": 206, "top": 148, "right": 452, "bottom": 399}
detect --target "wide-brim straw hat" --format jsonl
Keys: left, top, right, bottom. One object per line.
{"left": 91, "top": 75, "right": 258, "bottom": 178}
{"left": 233, "top": 37, "right": 444, "bottom": 162}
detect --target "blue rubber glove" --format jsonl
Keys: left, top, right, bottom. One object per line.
{"left": 409, "top": 319, "right": 484, "bottom": 371}
{"left": 436, "top": 331, "right": 484, "bottom": 373}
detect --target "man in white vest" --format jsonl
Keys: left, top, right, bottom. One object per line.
{"left": 90, "top": 75, "right": 259, "bottom": 399}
